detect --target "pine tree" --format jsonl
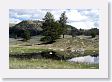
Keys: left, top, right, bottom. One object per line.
{"left": 59, "top": 11, "right": 68, "bottom": 38}
{"left": 41, "top": 12, "right": 61, "bottom": 43}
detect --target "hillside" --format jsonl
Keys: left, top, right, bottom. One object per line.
{"left": 12, "top": 20, "right": 42, "bottom": 30}
{"left": 9, "top": 23, "right": 16, "bottom": 27}
{"left": 9, "top": 20, "right": 43, "bottom": 37}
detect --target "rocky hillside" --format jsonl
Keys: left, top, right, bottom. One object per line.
{"left": 9, "top": 20, "right": 43, "bottom": 37}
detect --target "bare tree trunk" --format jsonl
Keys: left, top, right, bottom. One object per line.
{"left": 63, "top": 34, "right": 64, "bottom": 38}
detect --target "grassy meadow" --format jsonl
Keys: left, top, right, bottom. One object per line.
{"left": 9, "top": 58, "right": 98, "bottom": 69}
{"left": 9, "top": 35, "right": 99, "bottom": 69}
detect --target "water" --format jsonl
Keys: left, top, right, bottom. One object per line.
{"left": 68, "top": 55, "right": 99, "bottom": 64}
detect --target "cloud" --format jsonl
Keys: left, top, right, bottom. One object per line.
{"left": 77, "top": 9, "right": 99, "bottom": 22}
{"left": 9, "top": 9, "right": 46, "bottom": 22}
{"left": 66, "top": 10, "right": 88, "bottom": 23}
{"left": 66, "top": 9, "right": 99, "bottom": 29}
{"left": 9, "top": 18, "right": 21, "bottom": 24}
{"left": 67, "top": 21, "right": 98, "bottom": 29}
{"left": 9, "top": 9, "right": 99, "bottom": 29}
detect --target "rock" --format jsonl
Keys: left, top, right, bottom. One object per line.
{"left": 48, "top": 48, "right": 52, "bottom": 49}
{"left": 49, "top": 52, "right": 53, "bottom": 54}
{"left": 60, "top": 49, "right": 64, "bottom": 51}
{"left": 71, "top": 49, "right": 76, "bottom": 52}
{"left": 67, "top": 47, "right": 71, "bottom": 49}
{"left": 77, "top": 48, "right": 85, "bottom": 52}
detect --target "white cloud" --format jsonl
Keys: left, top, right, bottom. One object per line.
{"left": 9, "top": 9, "right": 99, "bottom": 29}
{"left": 67, "top": 21, "right": 98, "bottom": 29}
{"left": 66, "top": 10, "right": 87, "bottom": 22}
{"left": 9, "top": 9, "right": 46, "bottom": 21}
{"left": 9, "top": 18, "right": 21, "bottom": 24}
{"left": 78, "top": 9, "right": 99, "bottom": 22}
{"left": 17, "top": 14, "right": 31, "bottom": 19}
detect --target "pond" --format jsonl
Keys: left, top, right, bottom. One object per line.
{"left": 10, "top": 50, "right": 99, "bottom": 64}
{"left": 67, "top": 55, "right": 99, "bottom": 64}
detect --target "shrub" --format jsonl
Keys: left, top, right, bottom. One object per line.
{"left": 40, "top": 36, "right": 52, "bottom": 43}
{"left": 91, "top": 32, "right": 96, "bottom": 38}
{"left": 22, "top": 30, "right": 31, "bottom": 41}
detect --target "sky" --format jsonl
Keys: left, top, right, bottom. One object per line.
{"left": 9, "top": 9, "right": 99, "bottom": 29}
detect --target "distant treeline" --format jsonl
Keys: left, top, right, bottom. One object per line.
{"left": 66, "top": 25, "right": 99, "bottom": 37}
{"left": 9, "top": 21, "right": 99, "bottom": 38}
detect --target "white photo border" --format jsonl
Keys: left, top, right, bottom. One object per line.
{"left": 0, "top": 0, "right": 108, "bottom": 78}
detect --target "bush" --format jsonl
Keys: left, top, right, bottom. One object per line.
{"left": 22, "top": 30, "right": 31, "bottom": 41}
{"left": 91, "top": 32, "right": 96, "bottom": 38}
{"left": 40, "top": 36, "right": 53, "bottom": 43}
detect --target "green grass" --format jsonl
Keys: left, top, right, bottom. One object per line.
{"left": 9, "top": 58, "right": 99, "bottom": 69}
{"left": 9, "top": 47, "right": 50, "bottom": 54}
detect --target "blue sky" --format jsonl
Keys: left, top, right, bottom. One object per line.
{"left": 9, "top": 9, "right": 99, "bottom": 29}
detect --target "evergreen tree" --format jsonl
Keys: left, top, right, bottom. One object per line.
{"left": 59, "top": 11, "right": 68, "bottom": 38}
{"left": 41, "top": 12, "right": 62, "bottom": 43}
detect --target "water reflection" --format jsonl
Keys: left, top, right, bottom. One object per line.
{"left": 68, "top": 55, "right": 99, "bottom": 64}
